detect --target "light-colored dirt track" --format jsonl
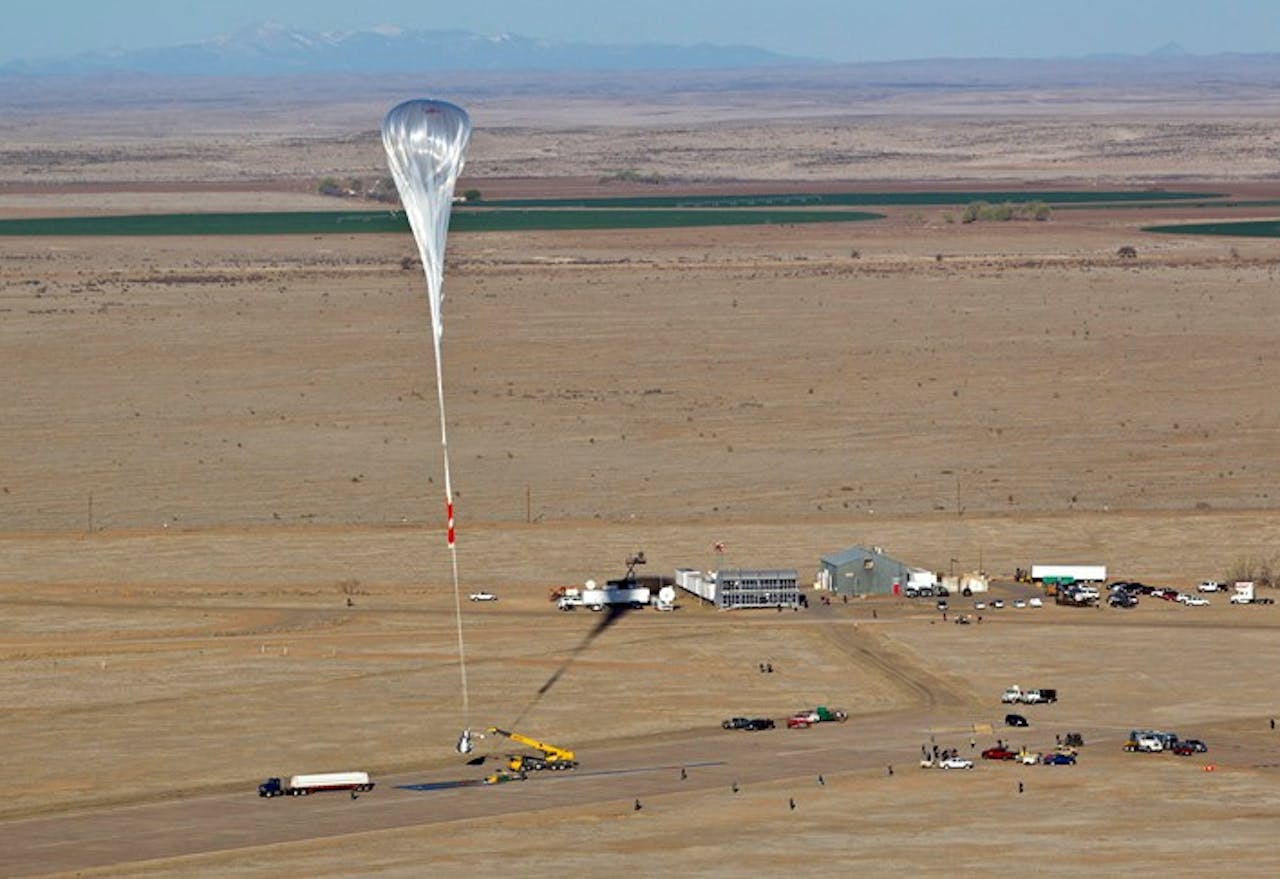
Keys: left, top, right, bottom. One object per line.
{"left": 814, "top": 616, "right": 978, "bottom": 711}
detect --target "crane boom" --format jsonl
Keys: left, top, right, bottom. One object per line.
{"left": 485, "top": 726, "right": 577, "bottom": 771}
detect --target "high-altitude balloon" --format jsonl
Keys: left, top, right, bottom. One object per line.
{"left": 382, "top": 99, "right": 473, "bottom": 755}
{"left": 381, "top": 99, "right": 471, "bottom": 348}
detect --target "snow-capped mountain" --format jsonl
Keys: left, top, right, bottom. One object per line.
{"left": 1, "top": 22, "right": 819, "bottom": 76}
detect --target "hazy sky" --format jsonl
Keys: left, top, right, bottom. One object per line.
{"left": 5, "top": 0, "right": 1277, "bottom": 65}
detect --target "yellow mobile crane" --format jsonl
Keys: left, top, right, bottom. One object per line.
{"left": 485, "top": 727, "right": 578, "bottom": 772}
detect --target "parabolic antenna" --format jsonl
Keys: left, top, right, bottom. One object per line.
{"left": 658, "top": 586, "right": 676, "bottom": 603}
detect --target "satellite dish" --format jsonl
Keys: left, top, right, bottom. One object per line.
{"left": 585, "top": 579, "right": 597, "bottom": 589}
{"left": 658, "top": 586, "right": 676, "bottom": 603}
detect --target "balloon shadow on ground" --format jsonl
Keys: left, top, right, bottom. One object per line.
{"left": 507, "top": 604, "right": 635, "bottom": 728}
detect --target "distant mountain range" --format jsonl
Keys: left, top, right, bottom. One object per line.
{"left": 0, "top": 22, "right": 819, "bottom": 77}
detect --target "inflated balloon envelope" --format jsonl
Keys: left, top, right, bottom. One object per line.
{"left": 381, "top": 99, "right": 472, "bottom": 347}
{"left": 381, "top": 97, "right": 471, "bottom": 525}
{"left": 382, "top": 99, "right": 474, "bottom": 752}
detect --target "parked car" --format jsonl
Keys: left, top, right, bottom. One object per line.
{"left": 1042, "top": 752, "right": 1077, "bottom": 765}
{"left": 1127, "top": 734, "right": 1164, "bottom": 752}
{"left": 938, "top": 756, "right": 974, "bottom": 770}
{"left": 982, "top": 747, "right": 1018, "bottom": 761}
{"left": 787, "top": 714, "right": 813, "bottom": 729}
{"left": 1028, "top": 597, "right": 1043, "bottom": 608}
{"left": 936, "top": 599, "right": 949, "bottom": 611}
{"left": 1005, "top": 713, "right": 1029, "bottom": 727}
{"left": 1182, "top": 595, "right": 1210, "bottom": 606}
{"left": 1013, "top": 599, "right": 1027, "bottom": 609}
{"left": 973, "top": 601, "right": 987, "bottom": 610}
{"left": 1173, "top": 739, "right": 1207, "bottom": 755}
{"left": 468, "top": 591, "right": 498, "bottom": 602}
{"left": 1198, "top": 581, "right": 1221, "bottom": 592}
{"left": 722, "top": 717, "right": 752, "bottom": 730}
{"left": 992, "top": 599, "right": 1005, "bottom": 609}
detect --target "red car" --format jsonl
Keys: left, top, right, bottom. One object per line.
{"left": 787, "top": 715, "right": 813, "bottom": 729}
{"left": 981, "top": 747, "right": 1018, "bottom": 760}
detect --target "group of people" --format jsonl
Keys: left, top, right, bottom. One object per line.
{"left": 923, "top": 744, "right": 960, "bottom": 762}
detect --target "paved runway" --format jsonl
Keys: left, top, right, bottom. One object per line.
{"left": 2, "top": 714, "right": 936, "bottom": 877}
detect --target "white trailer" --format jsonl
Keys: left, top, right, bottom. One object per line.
{"left": 941, "top": 572, "right": 990, "bottom": 595}
{"left": 557, "top": 585, "right": 651, "bottom": 611}
{"left": 258, "top": 771, "right": 373, "bottom": 797}
{"left": 907, "top": 568, "right": 938, "bottom": 591}
{"left": 1229, "top": 581, "right": 1272, "bottom": 604}
{"left": 676, "top": 568, "right": 716, "bottom": 601}
{"left": 1031, "top": 564, "right": 1107, "bottom": 583}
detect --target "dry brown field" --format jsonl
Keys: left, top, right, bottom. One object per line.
{"left": 2, "top": 75, "right": 1280, "bottom": 877}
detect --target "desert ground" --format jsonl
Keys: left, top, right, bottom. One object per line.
{"left": 1, "top": 72, "right": 1280, "bottom": 877}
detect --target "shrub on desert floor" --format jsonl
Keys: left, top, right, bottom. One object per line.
{"left": 961, "top": 200, "right": 1051, "bottom": 223}
{"left": 1224, "top": 555, "right": 1279, "bottom": 588}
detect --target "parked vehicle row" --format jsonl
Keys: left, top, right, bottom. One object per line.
{"left": 1001, "top": 685, "right": 1057, "bottom": 704}
{"left": 983, "top": 745, "right": 1077, "bottom": 765}
{"left": 1108, "top": 579, "right": 1274, "bottom": 607}
{"left": 1124, "top": 729, "right": 1208, "bottom": 755}
{"left": 904, "top": 585, "right": 947, "bottom": 598}
{"left": 721, "top": 705, "right": 847, "bottom": 731}
{"left": 721, "top": 717, "right": 775, "bottom": 731}
{"left": 973, "top": 597, "right": 1043, "bottom": 611}
{"left": 787, "top": 706, "right": 848, "bottom": 728}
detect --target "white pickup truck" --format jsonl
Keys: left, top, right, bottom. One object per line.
{"left": 1001, "top": 686, "right": 1058, "bottom": 704}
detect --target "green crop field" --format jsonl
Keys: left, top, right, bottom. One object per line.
{"left": 1143, "top": 219, "right": 1280, "bottom": 238}
{"left": 479, "top": 190, "right": 1221, "bottom": 209}
{"left": 0, "top": 188, "right": 1244, "bottom": 238}
{"left": 0, "top": 208, "right": 883, "bottom": 237}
